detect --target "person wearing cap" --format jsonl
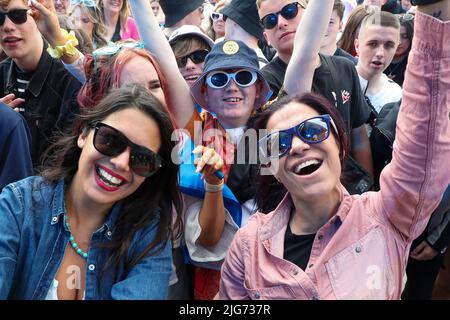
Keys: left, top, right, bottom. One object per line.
{"left": 169, "top": 25, "right": 215, "bottom": 87}
{"left": 221, "top": 0, "right": 269, "bottom": 68}
{"left": 159, "top": 0, "right": 205, "bottom": 37}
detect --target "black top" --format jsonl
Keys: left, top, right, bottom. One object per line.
{"left": 0, "top": 42, "right": 81, "bottom": 167}
{"left": 384, "top": 55, "right": 408, "bottom": 87}
{"left": 111, "top": 19, "right": 122, "bottom": 42}
{"left": 284, "top": 223, "right": 316, "bottom": 271}
{"left": 334, "top": 47, "right": 358, "bottom": 65}
{"left": 261, "top": 54, "right": 371, "bottom": 135}
{"left": 13, "top": 64, "right": 32, "bottom": 112}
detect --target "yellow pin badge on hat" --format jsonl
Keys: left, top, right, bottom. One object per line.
{"left": 222, "top": 41, "right": 240, "bottom": 55}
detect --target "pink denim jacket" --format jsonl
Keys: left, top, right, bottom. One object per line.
{"left": 217, "top": 12, "right": 450, "bottom": 300}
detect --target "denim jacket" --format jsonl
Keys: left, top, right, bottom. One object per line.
{"left": 0, "top": 177, "right": 172, "bottom": 300}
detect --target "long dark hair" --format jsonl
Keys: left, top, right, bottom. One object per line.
{"left": 397, "top": 13, "right": 414, "bottom": 55}
{"left": 254, "top": 93, "right": 349, "bottom": 213}
{"left": 41, "top": 85, "right": 182, "bottom": 273}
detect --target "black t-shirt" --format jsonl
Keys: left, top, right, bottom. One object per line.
{"left": 284, "top": 223, "right": 316, "bottom": 271}
{"left": 111, "top": 19, "right": 122, "bottom": 42}
{"left": 261, "top": 54, "right": 371, "bottom": 135}
{"left": 384, "top": 55, "right": 408, "bottom": 87}
{"left": 13, "top": 64, "right": 32, "bottom": 113}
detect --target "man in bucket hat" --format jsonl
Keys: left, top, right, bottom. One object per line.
{"left": 183, "top": 40, "right": 272, "bottom": 299}
{"left": 190, "top": 40, "right": 271, "bottom": 128}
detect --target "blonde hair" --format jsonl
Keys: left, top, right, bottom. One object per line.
{"left": 97, "top": 0, "right": 132, "bottom": 34}
{"left": 70, "top": 4, "right": 108, "bottom": 49}
{"left": 206, "top": 0, "right": 227, "bottom": 40}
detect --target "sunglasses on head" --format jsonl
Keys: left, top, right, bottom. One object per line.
{"left": 71, "top": 0, "right": 97, "bottom": 7}
{"left": 397, "top": 13, "right": 414, "bottom": 22}
{"left": 176, "top": 49, "right": 209, "bottom": 68}
{"left": 206, "top": 69, "right": 258, "bottom": 89}
{"left": 259, "top": 115, "right": 337, "bottom": 158}
{"left": 93, "top": 42, "right": 145, "bottom": 67}
{"left": 92, "top": 122, "right": 164, "bottom": 178}
{"left": 0, "top": 9, "right": 28, "bottom": 27}
{"left": 260, "top": 2, "right": 305, "bottom": 30}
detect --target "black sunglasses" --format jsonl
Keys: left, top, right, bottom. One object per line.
{"left": 92, "top": 122, "right": 164, "bottom": 178}
{"left": 260, "top": 2, "right": 304, "bottom": 30}
{"left": 0, "top": 9, "right": 28, "bottom": 27}
{"left": 176, "top": 49, "right": 209, "bottom": 68}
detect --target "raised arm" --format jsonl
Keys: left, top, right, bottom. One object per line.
{"left": 377, "top": 0, "right": 450, "bottom": 241}
{"left": 284, "top": 0, "right": 335, "bottom": 95}
{"left": 30, "top": 0, "right": 82, "bottom": 65}
{"left": 129, "top": 0, "right": 196, "bottom": 128}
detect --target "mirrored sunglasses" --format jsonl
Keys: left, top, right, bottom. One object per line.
{"left": 92, "top": 122, "right": 164, "bottom": 177}
{"left": 260, "top": 2, "right": 304, "bottom": 30}
{"left": 259, "top": 115, "right": 336, "bottom": 158}
{"left": 206, "top": 69, "right": 258, "bottom": 89}
{"left": 0, "top": 9, "right": 28, "bottom": 26}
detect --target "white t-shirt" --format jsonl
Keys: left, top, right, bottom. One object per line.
{"left": 359, "top": 74, "right": 402, "bottom": 113}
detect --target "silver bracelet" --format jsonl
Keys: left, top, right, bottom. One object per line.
{"left": 204, "top": 179, "right": 224, "bottom": 193}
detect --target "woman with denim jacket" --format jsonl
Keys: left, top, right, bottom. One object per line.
{"left": 0, "top": 85, "right": 182, "bottom": 299}
{"left": 217, "top": 0, "right": 450, "bottom": 300}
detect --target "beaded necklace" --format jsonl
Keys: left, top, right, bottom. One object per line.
{"left": 64, "top": 207, "right": 89, "bottom": 260}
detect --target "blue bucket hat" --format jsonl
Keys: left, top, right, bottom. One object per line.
{"left": 190, "top": 40, "right": 272, "bottom": 110}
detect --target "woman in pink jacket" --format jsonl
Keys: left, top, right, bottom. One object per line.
{"left": 98, "top": 0, "right": 140, "bottom": 42}
{"left": 218, "top": 0, "right": 450, "bottom": 300}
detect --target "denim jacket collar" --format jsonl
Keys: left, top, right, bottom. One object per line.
{"left": 50, "top": 180, "right": 66, "bottom": 226}
{"left": 49, "top": 179, "right": 123, "bottom": 240}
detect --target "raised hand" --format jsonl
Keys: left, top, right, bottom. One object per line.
{"left": 193, "top": 145, "right": 224, "bottom": 186}
{"left": 29, "top": 0, "right": 66, "bottom": 47}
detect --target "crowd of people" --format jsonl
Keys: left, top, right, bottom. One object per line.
{"left": 0, "top": 0, "right": 448, "bottom": 300}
